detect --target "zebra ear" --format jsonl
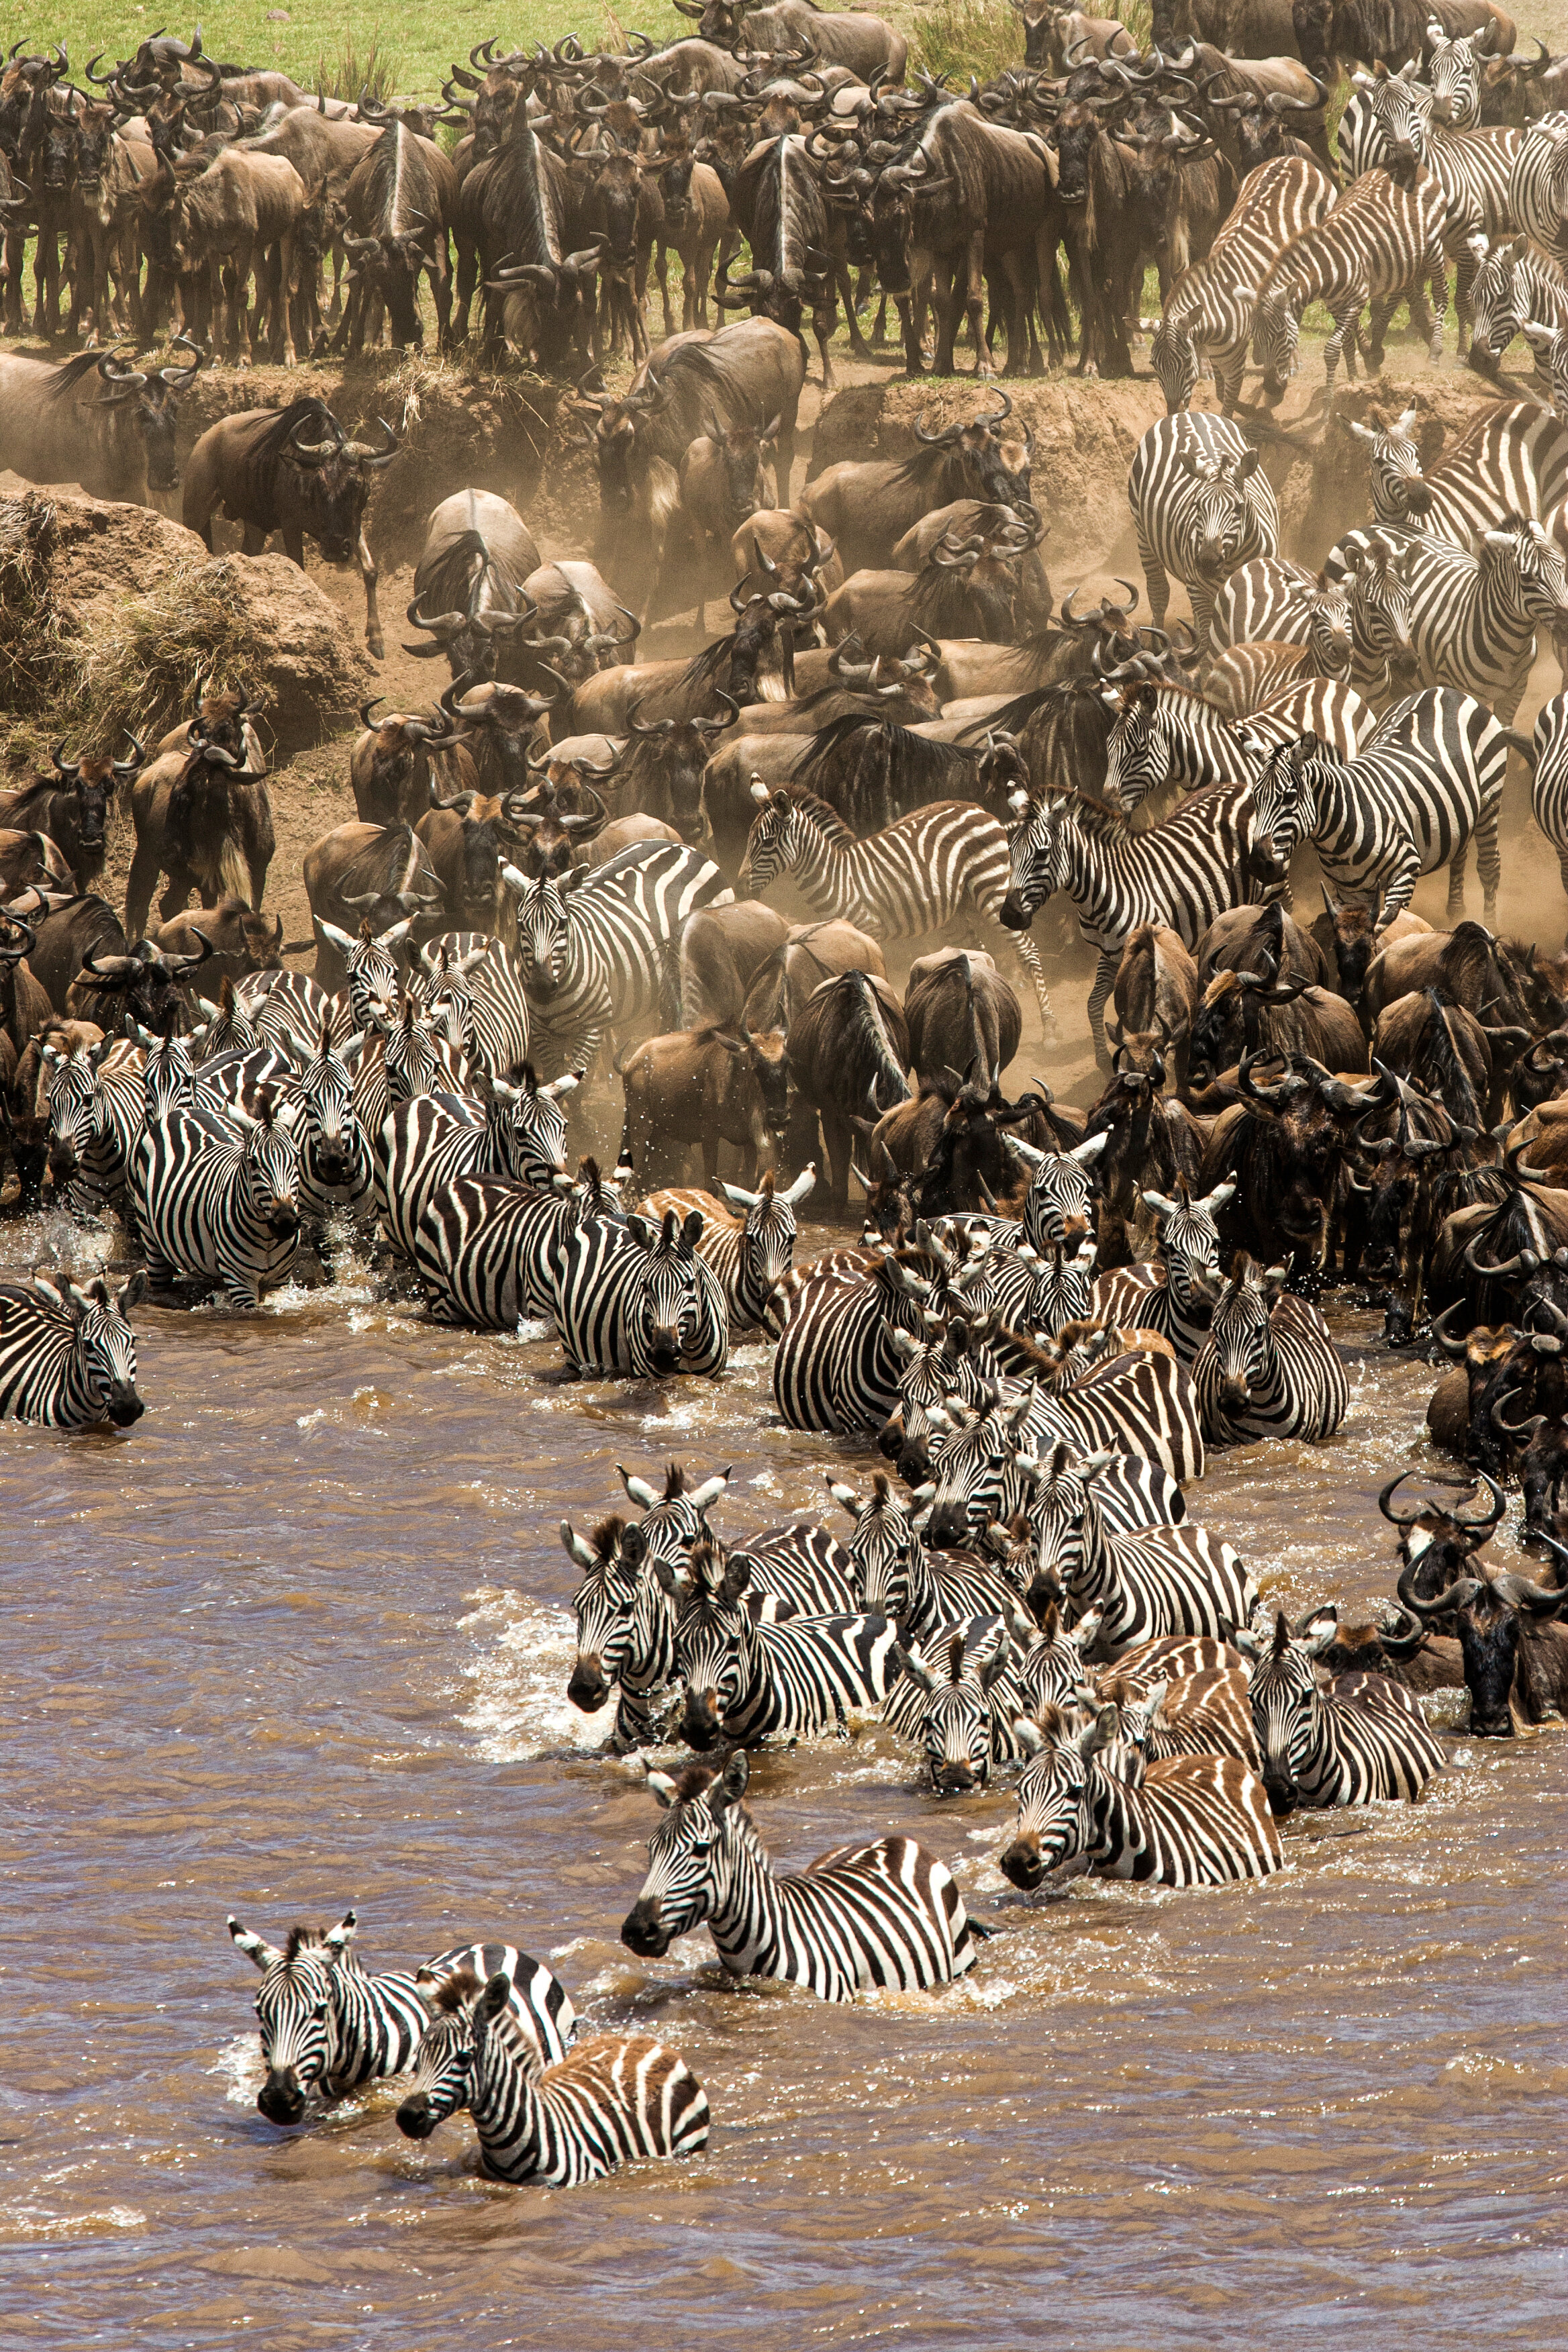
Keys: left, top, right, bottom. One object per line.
{"left": 560, "top": 1519, "right": 601, "bottom": 1570}
{"left": 317, "top": 918, "right": 356, "bottom": 954}
{"left": 652, "top": 1556, "right": 685, "bottom": 1599}
{"left": 1067, "top": 1606, "right": 1103, "bottom": 1652}
{"left": 715, "top": 1748, "right": 750, "bottom": 1808}
{"left": 118, "top": 1269, "right": 148, "bottom": 1316}
{"left": 688, "top": 1471, "right": 731, "bottom": 1512}
{"left": 228, "top": 1915, "right": 284, "bottom": 1971}
{"left": 828, "top": 1477, "right": 862, "bottom": 1516}
{"left": 626, "top": 1212, "right": 652, "bottom": 1250}
{"left": 895, "top": 1643, "right": 938, "bottom": 1694}
{"left": 1082, "top": 1704, "right": 1118, "bottom": 1758}
{"left": 1230, "top": 1625, "right": 1261, "bottom": 1661}
{"left": 646, "top": 1765, "right": 681, "bottom": 1806}
{"left": 479, "top": 1970, "right": 513, "bottom": 2020}
{"left": 324, "top": 1911, "right": 358, "bottom": 1957}
{"left": 681, "top": 1209, "right": 705, "bottom": 1251}
{"left": 979, "top": 1630, "right": 1014, "bottom": 1691}
{"left": 720, "top": 1549, "right": 752, "bottom": 1605}
{"left": 1012, "top": 1716, "right": 1046, "bottom": 1756}
{"left": 617, "top": 1464, "right": 661, "bottom": 1509}
{"left": 781, "top": 1163, "right": 816, "bottom": 1207}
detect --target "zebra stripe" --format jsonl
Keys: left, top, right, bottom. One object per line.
{"left": 830, "top": 1469, "right": 1027, "bottom": 1643}
{"left": 1090, "top": 1177, "right": 1234, "bottom": 1365}
{"left": 667, "top": 1541, "right": 897, "bottom": 1749}
{"left": 228, "top": 1908, "right": 431, "bottom": 2122}
{"left": 1126, "top": 413, "right": 1280, "bottom": 654}
{"left": 377, "top": 1067, "right": 577, "bottom": 1263}
{"left": 414, "top": 934, "right": 533, "bottom": 1082}
{"left": 415, "top": 1163, "right": 628, "bottom": 1329}
{"left": 1252, "top": 165, "right": 1449, "bottom": 406}
{"left": 1153, "top": 156, "right": 1338, "bottom": 414}
{"left": 137, "top": 1095, "right": 303, "bottom": 1310}
{"left": 642, "top": 1168, "right": 814, "bottom": 1331}
{"left": 623, "top": 1747, "right": 981, "bottom": 2003}
{"left": 1020, "top": 1443, "right": 1259, "bottom": 1649}
{"left": 1241, "top": 1610, "right": 1446, "bottom": 1807}
{"left": 564, "top": 1516, "right": 681, "bottom": 1752}
{"left": 1193, "top": 1255, "right": 1349, "bottom": 1443}
{"left": 743, "top": 787, "right": 1052, "bottom": 1032}
{"left": 240, "top": 967, "right": 342, "bottom": 1056}
{"left": 397, "top": 1984, "right": 709, "bottom": 2186}
{"left": 293, "top": 1026, "right": 376, "bottom": 1232}
{"left": 885, "top": 1617, "right": 1036, "bottom": 1791}
{"left": 772, "top": 1251, "right": 934, "bottom": 1434}
{"left": 0, "top": 1271, "right": 145, "bottom": 1428}
{"left": 352, "top": 997, "right": 471, "bottom": 1142}
{"left": 413, "top": 1939, "right": 577, "bottom": 2066}
{"left": 1210, "top": 557, "right": 1352, "bottom": 674}
{"left": 1508, "top": 110, "right": 1568, "bottom": 270}
{"left": 1101, "top": 1642, "right": 1259, "bottom": 1767}
{"left": 1530, "top": 689, "right": 1568, "bottom": 895}
{"left": 1353, "top": 400, "right": 1568, "bottom": 548}
{"left": 1325, "top": 514, "right": 1568, "bottom": 722}
{"left": 1344, "top": 67, "right": 1522, "bottom": 351}
{"left": 505, "top": 840, "right": 733, "bottom": 1080}
{"left": 616, "top": 1459, "right": 860, "bottom": 1616}
{"left": 546, "top": 1208, "right": 730, "bottom": 1377}
{"left": 1252, "top": 685, "right": 1509, "bottom": 926}
{"left": 999, "top": 1712, "right": 1282, "bottom": 1889}
{"left": 1425, "top": 23, "right": 1486, "bottom": 128}
{"left": 1469, "top": 235, "right": 1568, "bottom": 384}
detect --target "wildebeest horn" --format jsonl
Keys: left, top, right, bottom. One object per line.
{"left": 342, "top": 416, "right": 399, "bottom": 468}
{"left": 156, "top": 331, "right": 203, "bottom": 385}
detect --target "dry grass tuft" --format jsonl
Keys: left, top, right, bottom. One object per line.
{"left": 80, "top": 560, "right": 276, "bottom": 750}
{"left": 312, "top": 35, "right": 396, "bottom": 106}
{"left": 0, "top": 495, "right": 83, "bottom": 770}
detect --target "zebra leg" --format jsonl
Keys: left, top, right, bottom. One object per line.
{"left": 1476, "top": 797, "right": 1502, "bottom": 929}
{"left": 1427, "top": 246, "right": 1447, "bottom": 362}
{"left": 991, "top": 918, "right": 1056, "bottom": 1042}
{"left": 1323, "top": 302, "right": 1359, "bottom": 403}
{"left": 1446, "top": 837, "right": 1471, "bottom": 923}
{"left": 1134, "top": 530, "right": 1169, "bottom": 634}
{"left": 1087, "top": 948, "right": 1119, "bottom": 1071}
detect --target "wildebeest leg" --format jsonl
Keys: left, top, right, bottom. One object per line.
{"left": 124, "top": 843, "right": 165, "bottom": 945}
{"left": 357, "top": 528, "right": 384, "bottom": 661}
{"left": 813, "top": 288, "right": 838, "bottom": 391}
{"left": 836, "top": 258, "right": 873, "bottom": 362}
{"left": 275, "top": 230, "right": 299, "bottom": 366}
{"left": 963, "top": 230, "right": 989, "bottom": 378}
{"left": 999, "top": 252, "right": 1035, "bottom": 377}
{"left": 452, "top": 228, "right": 476, "bottom": 340}
{"left": 158, "top": 862, "right": 199, "bottom": 924}
{"left": 655, "top": 239, "right": 675, "bottom": 338}
{"left": 428, "top": 247, "right": 452, "bottom": 352}
{"left": 1087, "top": 946, "right": 1119, "bottom": 1071}
{"left": 895, "top": 289, "right": 921, "bottom": 375}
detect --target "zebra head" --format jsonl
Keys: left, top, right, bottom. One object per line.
{"left": 1233, "top": 1606, "right": 1334, "bottom": 1812}
{"left": 1150, "top": 308, "right": 1199, "bottom": 416}
{"left": 718, "top": 1166, "right": 814, "bottom": 1302}
{"left": 1304, "top": 581, "right": 1353, "bottom": 679}
{"left": 318, "top": 916, "right": 413, "bottom": 1034}
{"left": 1349, "top": 57, "right": 1432, "bottom": 157}
{"left": 1346, "top": 409, "right": 1432, "bottom": 530}
{"left": 1020, "top": 1239, "right": 1097, "bottom": 1338}
{"left": 234, "top": 1088, "right": 303, "bottom": 1240}
{"left": 494, "top": 1063, "right": 579, "bottom": 1185}
{"left": 741, "top": 779, "right": 801, "bottom": 897}
{"left": 132, "top": 1021, "right": 199, "bottom": 1117}
{"left": 1424, "top": 20, "right": 1485, "bottom": 126}
{"left": 1142, "top": 1179, "right": 1234, "bottom": 1322}
{"left": 999, "top": 790, "right": 1068, "bottom": 931}
{"left": 1001, "top": 1128, "right": 1105, "bottom": 1250}
{"left": 881, "top": 1315, "right": 993, "bottom": 1486}
{"left": 1103, "top": 683, "right": 1174, "bottom": 813}
{"left": 924, "top": 1380, "right": 1040, "bottom": 1550}
{"left": 299, "top": 1016, "right": 365, "bottom": 1190}
{"left": 1342, "top": 532, "right": 1419, "bottom": 686}
{"left": 228, "top": 1909, "right": 358, "bottom": 2123}
{"left": 616, "top": 1459, "right": 732, "bottom": 1581}
{"left": 1248, "top": 734, "right": 1316, "bottom": 886}
{"left": 1013, "top": 1438, "right": 1106, "bottom": 1606}
{"left": 383, "top": 993, "right": 446, "bottom": 1108}
{"left": 830, "top": 1469, "right": 932, "bottom": 1618}
{"left": 1178, "top": 444, "right": 1265, "bottom": 577}
{"left": 395, "top": 1969, "right": 485, "bottom": 2140}
{"left": 1015, "top": 1595, "right": 1104, "bottom": 1717}
{"left": 1482, "top": 515, "right": 1568, "bottom": 632}
{"left": 417, "top": 939, "right": 489, "bottom": 1064}
{"left": 41, "top": 1037, "right": 115, "bottom": 1189}
{"left": 55, "top": 1271, "right": 147, "bottom": 1426}
{"left": 562, "top": 1515, "right": 669, "bottom": 1715}
{"left": 999, "top": 1704, "right": 1116, "bottom": 1887}
{"left": 622, "top": 1747, "right": 752, "bottom": 1957}
{"left": 894, "top": 1624, "right": 1014, "bottom": 1794}
{"left": 503, "top": 865, "right": 579, "bottom": 992}
{"left": 1467, "top": 236, "right": 1529, "bottom": 378}
{"left": 193, "top": 979, "right": 261, "bottom": 1061}
{"left": 1207, "top": 1253, "right": 1285, "bottom": 1410}
{"left": 664, "top": 1540, "right": 758, "bottom": 1750}
{"left": 624, "top": 1208, "right": 711, "bottom": 1373}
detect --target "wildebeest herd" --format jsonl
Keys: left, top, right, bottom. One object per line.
{"left": 6, "top": 5, "right": 1568, "bottom": 2195}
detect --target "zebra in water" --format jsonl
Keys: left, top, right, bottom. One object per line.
{"left": 1090, "top": 1179, "right": 1235, "bottom": 1364}
{"left": 378, "top": 1065, "right": 580, "bottom": 1263}
{"left": 1194, "top": 1255, "right": 1349, "bottom": 1442}
{"left": 1152, "top": 155, "right": 1339, "bottom": 415}
{"left": 1017, "top": 1442, "right": 1258, "bottom": 1651}
{"left": 828, "top": 1469, "right": 1028, "bottom": 1640}
{"left": 41, "top": 1037, "right": 146, "bottom": 1227}
{"left": 0, "top": 1270, "right": 146, "bottom": 1428}
{"left": 1210, "top": 558, "right": 1352, "bottom": 676}
{"left": 1236, "top": 1608, "right": 1446, "bottom": 1810}
{"left": 642, "top": 1167, "right": 816, "bottom": 1332}
{"left": 622, "top": 1748, "right": 982, "bottom": 2002}
{"left": 315, "top": 914, "right": 413, "bottom": 1035}
{"left": 995, "top": 1132, "right": 1108, "bottom": 1251}
{"left": 503, "top": 840, "right": 733, "bottom": 1079}
{"left": 411, "top": 1939, "right": 578, "bottom": 2067}
{"left": 396, "top": 1969, "right": 709, "bottom": 2186}
{"left": 772, "top": 1247, "right": 938, "bottom": 1433}
{"left": 1530, "top": 691, "right": 1568, "bottom": 895}
{"left": 1469, "top": 235, "right": 1568, "bottom": 383}
{"left": 999, "top": 783, "right": 1275, "bottom": 1065}
{"left": 293, "top": 1018, "right": 375, "bottom": 1245}
{"left": 353, "top": 993, "right": 471, "bottom": 1141}
{"left": 742, "top": 785, "right": 1052, "bottom": 1031}
{"left": 415, "top": 1156, "right": 630, "bottom": 1328}
{"left": 1097, "top": 1642, "right": 1259, "bottom": 1767}
{"left": 1247, "top": 689, "right": 1510, "bottom": 927}
{"left": 1251, "top": 163, "right": 1449, "bottom": 405}
{"left": 547, "top": 1207, "right": 730, "bottom": 1377}
{"left": 138, "top": 1089, "right": 303, "bottom": 1310}
{"left": 616, "top": 1459, "right": 859, "bottom": 1617}
{"left": 1323, "top": 514, "right": 1568, "bottom": 722}
{"left": 887, "top": 1621, "right": 1036, "bottom": 1793}
{"left": 1126, "top": 413, "right": 1280, "bottom": 654}
{"left": 999, "top": 1705, "right": 1282, "bottom": 1890}
{"left": 662, "top": 1541, "right": 899, "bottom": 1749}
{"left": 882, "top": 1316, "right": 1002, "bottom": 1484}
{"left": 563, "top": 1516, "right": 681, "bottom": 1751}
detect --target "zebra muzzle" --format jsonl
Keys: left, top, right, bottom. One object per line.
{"left": 681, "top": 1691, "right": 724, "bottom": 1751}
{"left": 257, "top": 2069, "right": 307, "bottom": 2125}
{"left": 568, "top": 1657, "right": 609, "bottom": 1711}
{"left": 620, "top": 1898, "right": 671, "bottom": 1958}
{"left": 395, "top": 2092, "right": 437, "bottom": 2139}
{"left": 107, "top": 1385, "right": 144, "bottom": 1428}
{"left": 999, "top": 1834, "right": 1045, "bottom": 1890}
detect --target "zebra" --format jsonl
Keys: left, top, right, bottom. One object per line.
{"left": 352, "top": 993, "right": 471, "bottom": 1142}
{"left": 1090, "top": 1179, "right": 1235, "bottom": 1364}
{"left": 1098, "top": 1642, "right": 1259, "bottom": 1767}
{"left": 1236, "top": 1608, "right": 1447, "bottom": 1809}
{"left": 971, "top": 1238, "right": 1098, "bottom": 1338}
{"left": 411, "top": 1939, "right": 578, "bottom": 2067}
{"left": 1424, "top": 20, "right": 1487, "bottom": 128}
{"left": 503, "top": 839, "right": 733, "bottom": 1079}
{"left": 293, "top": 1018, "right": 376, "bottom": 1246}
{"left": 415, "top": 1158, "right": 630, "bottom": 1330}
{"left": 1324, "top": 513, "right": 1568, "bottom": 722}
{"left": 887, "top": 1621, "right": 1035, "bottom": 1792}
{"left": 316, "top": 914, "right": 413, "bottom": 1034}
{"left": 413, "top": 933, "right": 534, "bottom": 1083}
{"left": 1000, "top": 783, "right": 1275, "bottom": 1065}
{"left": 1468, "top": 234, "right": 1568, "bottom": 384}
{"left": 1193, "top": 1253, "right": 1349, "bottom": 1443}
{"left": 1508, "top": 109, "right": 1568, "bottom": 273}
{"left": 395, "top": 1969, "right": 709, "bottom": 2186}
{"left": 642, "top": 1167, "right": 816, "bottom": 1331}
{"left": 1152, "top": 155, "right": 1339, "bottom": 415}
{"left": 240, "top": 967, "right": 342, "bottom": 1056}
{"left": 1251, "top": 163, "right": 1449, "bottom": 406}
{"left": 828, "top": 1469, "right": 1028, "bottom": 1639}
{"left": 1530, "top": 689, "right": 1568, "bottom": 897}
{"left": 1125, "top": 413, "right": 1280, "bottom": 654}
{"left": 742, "top": 784, "right": 1052, "bottom": 1032}
{"left": 193, "top": 979, "right": 262, "bottom": 1061}
{"left": 622, "top": 1747, "right": 982, "bottom": 2003}
{"left": 1345, "top": 406, "right": 1433, "bottom": 532}
{"left": 377, "top": 1065, "right": 579, "bottom": 1263}
{"left": 0, "top": 1270, "right": 146, "bottom": 1428}
{"left": 921, "top": 1355, "right": 1204, "bottom": 1550}
{"left": 1355, "top": 401, "right": 1568, "bottom": 550}
{"left": 999, "top": 1704, "right": 1283, "bottom": 1890}
{"left": 1210, "top": 557, "right": 1353, "bottom": 675}
{"left": 1102, "top": 681, "right": 1258, "bottom": 814}
{"left": 1250, "top": 687, "right": 1510, "bottom": 926}
{"left": 40, "top": 1036, "right": 146, "bottom": 1226}
{"left": 1017, "top": 1442, "right": 1259, "bottom": 1651}
{"left": 137, "top": 1089, "right": 303, "bottom": 1310}
{"left": 1344, "top": 64, "right": 1523, "bottom": 352}
{"left": 546, "top": 1206, "right": 730, "bottom": 1377}
{"left": 772, "top": 1246, "right": 937, "bottom": 1433}
{"left": 563, "top": 1516, "right": 681, "bottom": 1752}
{"left": 228, "top": 1909, "right": 434, "bottom": 2124}
{"left": 661, "top": 1540, "right": 898, "bottom": 1749}
{"left": 996, "top": 1130, "right": 1108, "bottom": 1249}
{"left": 615, "top": 1459, "right": 860, "bottom": 1616}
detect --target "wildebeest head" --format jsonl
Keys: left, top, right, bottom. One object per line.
{"left": 440, "top": 675, "right": 556, "bottom": 795}
{"left": 1396, "top": 1553, "right": 1567, "bottom": 1738}
{"left": 403, "top": 538, "right": 539, "bottom": 685}
{"left": 427, "top": 786, "right": 507, "bottom": 928}
{"left": 71, "top": 932, "right": 214, "bottom": 1032}
{"left": 910, "top": 390, "right": 1034, "bottom": 516}
{"left": 43, "top": 731, "right": 143, "bottom": 877}
{"left": 354, "top": 695, "right": 462, "bottom": 828}
{"left": 503, "top": 767, "right": 611, "bottom": 877}
{"left": 279, "top": 405, "right": 399, "bottom": 564}
{"left": 342, "top": 226, "right": 432, "bottom": 350}
{"left": 625, "top": 699, "right": 738, "bottom": 842}
{"left": 485, "top": 244, "right": 603, "bottom": 367}
{"left": 91, "top": 336, "right": 203, "bottom": 493}
{"left": 568, "top": 369, "right": 668, "bottom": 517}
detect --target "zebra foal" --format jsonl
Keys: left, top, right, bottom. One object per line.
{"left": 622, "top": 1749, "right": 983, "bottom": 2003}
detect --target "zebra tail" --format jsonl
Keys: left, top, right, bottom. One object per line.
{"left": 1500, "top": 728, "right": 1538, "bottom": 772}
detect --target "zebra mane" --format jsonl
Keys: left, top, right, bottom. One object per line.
{"left": 434, "top": 1965, "right": 482, "bottom": 2013}
{"left": 1059, "top": 790, "right": 1133, "bottom": 840}
{"left": 663, "top": 1462, "right": 687, "bottom": 1500}
{"left": 672, "top": 1760, "right": 724, "bottom": 1802}
{"left": 780, "top": 789, "right": 854, "bottom": 842}
{"left": 283, "top": 1926, "right": 329, "bottom": 1962}
{"left": 591, "top": 1514, "right": 627, "bottom": 1559}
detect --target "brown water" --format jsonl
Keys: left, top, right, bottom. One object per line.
{"left": 1, "top": 1208, "right": 1566, "bottom": 2352}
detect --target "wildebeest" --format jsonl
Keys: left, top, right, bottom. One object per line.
{"left": 124, "top": 723, "right": 275, "bottom": 946}
{"left": 350, "top": 700, "right": 474, "bottom": 828}
{"left": 801, "top": 392, "right": 1034, "bottom": 576}
{"left": 903, "top": 948, "right": 1022, "bottom": 1087}
{"left": 1111, "top": 924, "right": 1199, "bottom": 1081}
{"left": 152, "top": 901, "right": 283, "bottom": 985}
{"left": 785, "top": 966, "right": 911, "bottom": 1211}
{"left": 181, "top": 398, "right": 399, "bottom": 657}
{"left": 619, "top": 1019, "right": 789, "bottom": 1183}
{"left": 0, "top": 338, "right": 201, "bottom": 503}
{"left": 334, "top": 105, "right": 458, "bottom": 354}
{"left": 1396, "top": 1551, "right": 1568, "bottom": 1736}
{"left": 403, "top": 488, "right": 543, "bottom": 683}
{"left": 0, "top": 736, "right": 143, "bottom": 892}
{"left": 303, "top": 825, "right": 444, "bottom": 990}
{"left": 1188, "top": 954, "right": 1370, "bottom": 1085}
{"left": 678, "top": 899, "right": 791, "bottom": 1029}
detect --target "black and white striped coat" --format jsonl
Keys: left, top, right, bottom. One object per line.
{"left": 137, "top": 1093, "right": 303, "bottom": 1310}
{"left": 1344, "top": 67, "right": 1522, "bottom": 352}
{"left": 1248, "top": 686, "right": 1509, "bottom": 927}
{"left": 829, "top": 1470, "right": 1026, "bottom": 1644}
{"left": 315, "top": 913, "right": 413, "bottom": 1034}
{"left": 623, "top": 1747, "right": 981, "bottom": 2002}
{"left": 1210, "top": 557, "right": 1353, "bottom": 675}
{"left": 504, "top": 840, "right": 733, "bottom": 1079}
{"left": 415, "top": 1161, "right": 628, "bottom": 1330}
{"left": 772, "top": 1247, "right": 934, "bottom": 1433}
{"left": 1353, "top": 400, "right": 1568, "bottom": 550}
{"left": 377, "top": 1067, "right": 578, "bottom": 1262}
{"left": 617, "top": 1461, "right": 860, "bottom": 1618}
{"left": 1508, "top": 109, "right": 1568, "bottom": 271}
{"left": 293, "top": 1025, "right": 376, "bottom": 1234}
{"left": 413, "top": 934, "right": 533, "bottom": 1083}
{"left": 0, "top": 1271, "right": 146, "bottom": 1429}
{"left": 1240, "top": 1610, "right": 1446, "bottom": 1809}
{"left": 547, "top": 1206, "right": 730, "bottom": 1378}
{"left": 240, "top": 967, "right": 340, "bottom": 1056}
{"left": 1126, "top": 412, "right": 1280, "bottom": 654}
{"left": 1468, "top": 236, "right": 1568, "bottom": 383}
{"left": 642, "top": 1167, "right": 816, "bottom": 1331}
{"left": 1251, "top": 164, "right": 1449, "bottom": 405}
{"left": 665, "top": 1542, "right": 897, "bottom": 1749}
{"left": 228, "top": 1910, "right": 434, "bottom": 2122}
{"left": 1153, "top": 156, "right": 1338, "bottom": 415}
{"left": 563, "top": 1516, "right": 681, "bottom": 1752}
{"left": 395, "top": 1972, "right": 708, "bottom": 2186}
{"left": 42, "top": 1036, "right": 146, "bottom": 1226}
{"left": 1018, "top": 1443, "right": 1258, "bottom": 1651}
{"left": 1090, "top": 1179, "right": 1234, "bottom": 1365}
{"left": 999, "top": 1708, "right": 1282, "bottom": 1890}
{"left": 885, "top": 1619, "right": 1035, "bottom": 1792}
{"left": 1193, "top": 1255, "right": 1349, "bottom": 1444}
{"left": 1531, "top": 690, "right": 1568, "bottom": 894}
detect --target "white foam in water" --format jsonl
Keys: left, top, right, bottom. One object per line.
{"left": 211, "top": 2030, "right": 264, "bottom": 2107}
{"left": 458, "top": 1587, "right": 616, "bottom": 1758}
